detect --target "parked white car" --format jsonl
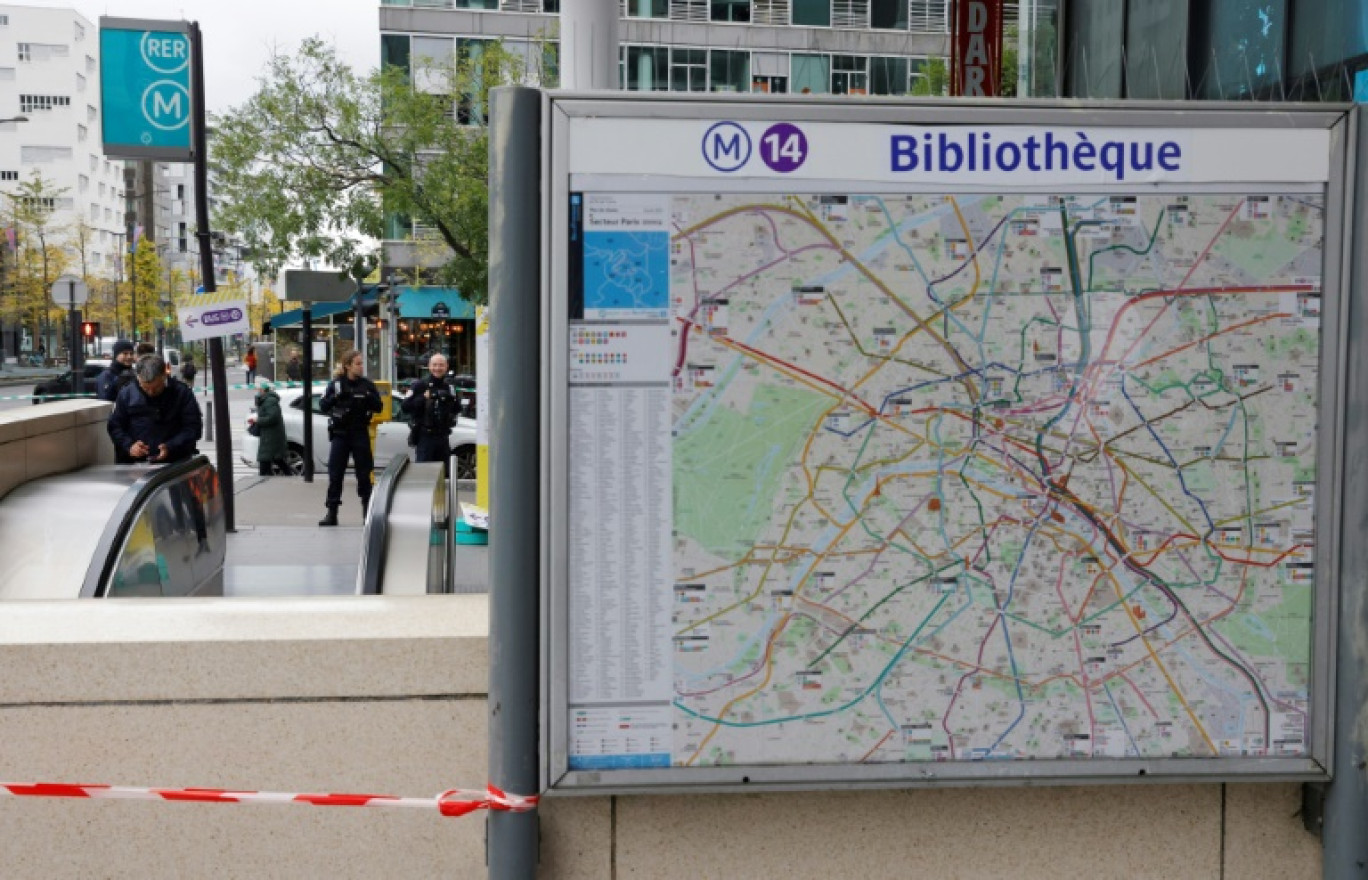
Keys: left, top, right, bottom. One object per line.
{"left": 240, "top": 387, "right": 477, "bottom": 478}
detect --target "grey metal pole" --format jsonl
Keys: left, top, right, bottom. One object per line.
{"left": 487, "top": 85, "right": 542, "bottom": 880}
{"left": 302, "top": 305, "right": 315, "bottom": 483}
{"left": 1323, "top": 107, "right": 1368, "bottom": 878}
{"left": 561, "top": 0, "right": 620, "bottom": 89}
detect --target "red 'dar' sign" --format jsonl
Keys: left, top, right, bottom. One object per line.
{"left": 950, "top": 0, "right": 1004, "bottom": 97}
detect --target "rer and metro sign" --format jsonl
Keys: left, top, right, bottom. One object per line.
{"left": 100, "top": 18, "right": 192, "bottom": 161}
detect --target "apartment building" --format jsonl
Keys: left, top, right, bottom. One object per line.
{"left": 0, "top": 4, "right": 126, "bottom": 275}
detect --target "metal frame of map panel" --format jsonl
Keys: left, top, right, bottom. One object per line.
{"left": 543, "top": 95, "right": 1351, "bottom": 794}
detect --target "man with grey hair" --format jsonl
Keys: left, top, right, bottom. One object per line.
{"left": 107, "top": 353, "right": 203, "bottom": 464}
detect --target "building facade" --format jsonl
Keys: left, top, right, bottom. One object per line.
{"left": 0, "top": 4, "right": 126, "bottom": 275}
{"left": 377, "top": 0, "right": 1071, "bottom": 377}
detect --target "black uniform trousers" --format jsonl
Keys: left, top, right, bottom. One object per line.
{"left": 325, "top": 427, "right": 374, "bottom": 508}
{"left": 413, "top": 430, "right": 451, "bottom": 466}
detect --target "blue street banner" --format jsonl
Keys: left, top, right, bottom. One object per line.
{"left": 99, "top": 18, "right": 192, "bottom": 161}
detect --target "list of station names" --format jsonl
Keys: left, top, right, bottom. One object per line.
{"left": 567, "top": 323, "right": 673, "bottom": 711}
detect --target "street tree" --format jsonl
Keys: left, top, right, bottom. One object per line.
{"left": 3, "top": 172, "right": 72, "bottom": 356}
{"left": 213, "top": 37, "right": 545, "bottom": 305}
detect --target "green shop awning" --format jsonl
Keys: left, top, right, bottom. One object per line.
{"left": 270, "top": 300, "right": 354, "bottom": 329}
{"left": 396, "top": 287, "right": 475, "bottom": 320}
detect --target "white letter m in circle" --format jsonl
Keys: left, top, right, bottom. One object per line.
{"left": 153, "top": 90, "right": 183, "bottom": 119}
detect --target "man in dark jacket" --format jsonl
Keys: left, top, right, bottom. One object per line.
{"left": 401, "top": 353, "right": 460, "bottom": 466}
{"left": 108, "top": 354, "right": 203, "bottom": 464}
{"left": 95, "top": 339, "right": 137, "bottom": 402}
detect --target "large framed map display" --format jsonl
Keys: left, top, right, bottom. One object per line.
{"left": 544, "top": 99, "right": 1351, "bottom": 792}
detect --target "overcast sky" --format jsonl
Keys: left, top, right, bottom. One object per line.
{"left": 28, "top": 0, "right": 379, "bottom": 113}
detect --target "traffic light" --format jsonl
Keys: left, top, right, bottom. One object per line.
{"left": 81, "top": 321, "right": 99, "bottom": 339}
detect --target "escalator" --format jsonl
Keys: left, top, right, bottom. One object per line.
{"left": 357, "top": 455, "right": 457, "bottom": 595}
{"left": 0, "top": 456, "right": 227, "bottom": 599}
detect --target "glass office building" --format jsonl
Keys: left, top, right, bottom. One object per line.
{"left": 1064, "top": 0, "right": 1368, "bottom": 102}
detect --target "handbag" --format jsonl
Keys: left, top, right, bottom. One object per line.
{"left": 247, "top": 420, "right": 261, "bottom": 437}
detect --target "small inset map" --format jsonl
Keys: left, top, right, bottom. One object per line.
{"left": 583, "top": 229, "right": 669, "bottom": 317}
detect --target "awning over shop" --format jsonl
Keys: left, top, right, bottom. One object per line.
{"left": 269, "top": 300, "right": 353, "bottom": 329}
{"left": 396, "top": 287, "right": 475, "bottom": 320}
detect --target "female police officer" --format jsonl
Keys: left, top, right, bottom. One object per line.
{"left": 317, "top": 349, "right": 383, "bottom": 527}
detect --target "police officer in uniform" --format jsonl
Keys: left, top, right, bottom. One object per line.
{"left": 317, "top": 349, "right": 383, "bottom": 527}
{"left": 402, "top": 353, "right": 460, "bottom": 467}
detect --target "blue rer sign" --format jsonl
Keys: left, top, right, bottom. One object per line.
{"left": 99, "top": 18, "right": 192, "bottom": 161}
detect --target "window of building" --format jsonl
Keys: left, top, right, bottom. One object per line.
{"left": 625, "top": 45, "right": 669, "bottom": 90}
{"left": 90, "top": 203, "right": 99, "bottom": 221}
{"left": 0, "top": 170, "right": 17, "bottom": 181}
{"left": 77, "top": 123, "right": 87, "bottom": 141}
{"left": 20, "top": 196, "right": 56, "bottom": 211}
{"left": 99, "top": 182, "right": 105, "bottom": 197}
{"left": 76, "top": 73, "right": 86, "bottom": 91}
{"left": 177, "top": 184, "right": 185, "bottom": 200}
{"left": 79, "top": 174, "right": 89, "bottom": 191}
{"left": 179, "top": 222, "right": 188, "bottom": 253}
{"left": 909, "top": 0, "right": 947, "bottom": 31}
{"left": 792, "top": 53, "right": 830, "bottom": 92}
{"left": 380, "top": 33, "right": 411, "bottom": 73}
{"left": 870, "top": 0, "right": 906, "bottom": 28}
{"left": 712, "top": 0, "right": 750, "bottom": 21}
{"left": 710, "top": 49, "right": 750, "bottom": 91}
{"left": 543, "top": 0, "right": 559, "bottom": 11}
{"left": 832, "top": 55, "right": 868, "bottom": 93}
{"left": 455, "top": 0, "right": 497, "bottom": 8}
{"left": 19, "top": 94, "right": 71, "bottom": 112}
{"left": 832, "top": 0, "right": 868, "bottom": 27}
{"left": 869, "top": 56, "right": 910, "bottom": 94}
{"left": 752, "top": 74, "right": 788, "bottom": 92}
{"left": 89, "top": 154, "right": 98, "bottom": 171}
{"left": 670, "top": 48, "right": 707, "bottom": 91}
{"left": 17, "top": 43, "right": 31, "bottom": 62}
{"left": 792, "top": 0, "right": 830, "bottom": 26}
{"left": 20, "top": 146, "right": 73, "bottom": 163}
{"left": 626, "top": 0, "right": 669, "bottom": 18}
{"left": 0, "top": 67, "right": 13, "bottom": 81}
{"left": 0, "top": 14, "right": 9, "bottom": 26}
{"left": 74, "top": 22, "right": 85, "bottom": 42}
{"left": 86, "top": 55, "right": 95, "bottom": 73}
{"left": 87, "top": 104, "right": 96, "bottom": 121}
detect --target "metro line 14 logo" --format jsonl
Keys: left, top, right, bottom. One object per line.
{"left": 701, "top": 122, "right": 808, "bottom": 173}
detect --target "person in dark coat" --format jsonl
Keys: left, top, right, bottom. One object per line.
{"left": 285, "top": 354, "right": 302, "bottom": 383}
{"left": 317, "top": 349, "right": 383, "bottom": 526}
{"left": 107, "top": 354, "right": 203, "bottom": 464}
{"left": 95, "top": 339, "right": 137, "bottom": 402}
{"left": 402, "top": 353, "right": 459, "bottom": 467}
{"left": 252, "top": 379, "right": 290, "bottom": 475}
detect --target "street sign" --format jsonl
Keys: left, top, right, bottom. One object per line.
{"left": 178, "top": 299, "right": 249, "bottom": 343}
{"left": 99, "top": 18, "right": 192, "bottom": 161}
{"left": 50, "top": 274, "right": 89, "bottom": 307}
{"left": 282, "top": 269, "right": 358, "bottom": 303}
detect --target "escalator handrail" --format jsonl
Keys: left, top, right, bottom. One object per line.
{"left": 80, "top": 455, "right": 214, "bottom": 598}
{"left": 358, "top": 454, "right": 409, "bottom": 595}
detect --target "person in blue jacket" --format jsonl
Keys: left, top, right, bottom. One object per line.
{"left": 95, "top": 339, "right": 137, "bottom": 402}
{"left": 317, "top": 349, "right": 383, "bottom": 526}
{"left": 107, "top": 354, "right": 203, "bottom": 464}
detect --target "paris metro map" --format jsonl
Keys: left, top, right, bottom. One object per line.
{"left": 567, "top": 190, "right": 1322, "bottom": 770}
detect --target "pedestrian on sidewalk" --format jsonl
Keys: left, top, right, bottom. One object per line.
{"left": 252, "top": 378, "right": 290, "bottom": 476}
{"left": 244, "top": 348, "right": 258, "bottom": 385}
{"left": 96, "top": 339, "right": 137, "bottom": 402}
{"left": 180, "top": 355, "right": 197, "bottom": 388}
{"left": 317, "top": 349, "right": 382, "bottom": 527}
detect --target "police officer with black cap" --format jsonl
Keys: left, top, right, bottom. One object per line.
{"left": 318, "top": 349, "right": 383, "bottom": 527}
{"left": 401, "top": 353, "right": 461, "bottom": 467}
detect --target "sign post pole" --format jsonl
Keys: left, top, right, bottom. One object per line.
{"left": 188, "top": 21, "right": 234, "bottom": 532}
{"left": 49, "top": 274, "right": 88, "bottom": 395}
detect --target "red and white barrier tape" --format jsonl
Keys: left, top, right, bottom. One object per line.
{"left": 0, "top": 782, "right": 538, "bottom": 818}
